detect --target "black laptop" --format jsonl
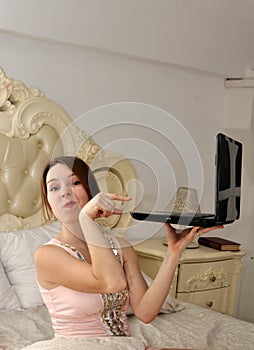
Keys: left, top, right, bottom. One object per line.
{"left": 130, "top": 133, "right": 243, "bottom": 228}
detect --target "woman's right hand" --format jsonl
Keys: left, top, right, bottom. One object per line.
{"left": 164, "top": 223, "right": 223, "bottom": 256}
{"left": 82, "top": 192, "right": 131, "bottom": 220}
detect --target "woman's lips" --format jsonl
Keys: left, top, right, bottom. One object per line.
{"left": 63, "top": 201, "right": 76, "bottom": 208}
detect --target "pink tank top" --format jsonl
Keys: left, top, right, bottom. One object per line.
{"left": 38, "top": 236, "right": 130, "bottom": 338}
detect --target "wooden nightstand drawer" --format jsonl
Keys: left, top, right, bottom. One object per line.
{"left": 177, "top": 287, "right": 230, "bottom": 314}
{"left": 177, "top": 259, "right": 233, "bottom": 292}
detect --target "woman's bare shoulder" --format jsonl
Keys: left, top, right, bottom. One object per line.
{"left": 34, "top": 243, "right": 71, "bottom": 267}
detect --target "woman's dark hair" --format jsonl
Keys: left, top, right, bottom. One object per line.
{"left": 41, "top": 156, "right": 100, "bottom": 221}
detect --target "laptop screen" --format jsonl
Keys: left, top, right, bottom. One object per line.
{"left": 215, "top": 133, "right": 242, "bottom": 223}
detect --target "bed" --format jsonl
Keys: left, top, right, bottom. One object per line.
{"left": 0, "top": 68, "right": 254, "bottom": 350}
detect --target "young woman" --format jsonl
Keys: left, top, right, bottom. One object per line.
{"left": 35, "top": 156, "right": 223, "bottom": 349}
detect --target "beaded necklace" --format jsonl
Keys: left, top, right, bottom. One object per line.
{"left": 59, "top": 241, "right": 85, "bottom": 261}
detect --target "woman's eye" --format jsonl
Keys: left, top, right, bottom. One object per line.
{"left": 72, "top": 180, "right": 81, "bottom": 186}
{"left": 49, "top": 186, "right": 59, "bottom": 192}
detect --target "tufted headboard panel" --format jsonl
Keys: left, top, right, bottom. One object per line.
{"left": 0, "top": 125, "right": 60, "bottom": 220}
{"left": 0, "top": 68, "right": 137, "bottom": 232}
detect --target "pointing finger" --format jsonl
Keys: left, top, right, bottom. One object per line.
{"left": 106, "top": 193, "right": 132, "bottom": 202}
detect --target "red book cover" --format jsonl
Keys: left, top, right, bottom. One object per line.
{"left": 198, "top": 237, "right": 241, "bottom": 251}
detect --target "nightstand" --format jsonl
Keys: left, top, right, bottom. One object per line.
{"left": 133, "top": 238, "right": 245, "bottom": 316}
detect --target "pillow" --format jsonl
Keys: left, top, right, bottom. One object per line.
{"left": 126, "top": 271, "right": 185, "bottom": 315}
{"left": 0, "top": 261, "right": 21, "bottom": 310}
{"left": 0, "top": 221, "right": 61, "bottom": 309}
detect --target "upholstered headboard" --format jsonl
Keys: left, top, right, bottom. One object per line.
{"left": 0, "top": 68, "right": 137, "bottom": 232}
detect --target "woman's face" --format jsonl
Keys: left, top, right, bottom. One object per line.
{"left": 46, "top": 163, "right": 89, "bottom": 223}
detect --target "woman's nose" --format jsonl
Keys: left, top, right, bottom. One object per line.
{"left": 61, "top": 185, "right": 72, "bottom": 197}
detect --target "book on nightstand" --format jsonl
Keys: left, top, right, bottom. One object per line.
{"left": 198, "top": 237, "right": 241, "bottom": 251}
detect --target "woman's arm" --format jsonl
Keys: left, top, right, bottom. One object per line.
{"left": 35, "top": 244, "right": 126, "bottom": 294}
{"left": 78, "top": 193, "right": 130, "bottom": 292}
{"left": 123, "top": 224, "right": 223, "bottom": 323}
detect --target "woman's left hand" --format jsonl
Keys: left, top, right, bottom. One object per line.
{"left": 164, "top": 224, "right": 224, "bottom": 256}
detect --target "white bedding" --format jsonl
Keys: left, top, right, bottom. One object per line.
{"left": 1, "top": 303, "right": 254, "bottom": 350}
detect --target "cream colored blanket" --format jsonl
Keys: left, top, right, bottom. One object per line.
{"left": 1, "top": 303, "right": 254, "bottom": 350}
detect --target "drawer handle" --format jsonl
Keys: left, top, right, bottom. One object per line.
{"left": 207, "top": 301, "right": 214, "bottom": 308}
{"left": 209, "top": 274, "right": 216, "bottom": 283}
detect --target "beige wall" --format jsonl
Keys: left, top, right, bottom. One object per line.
{"left": 1, "top": 0, "right": 254, "bottom": 76}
